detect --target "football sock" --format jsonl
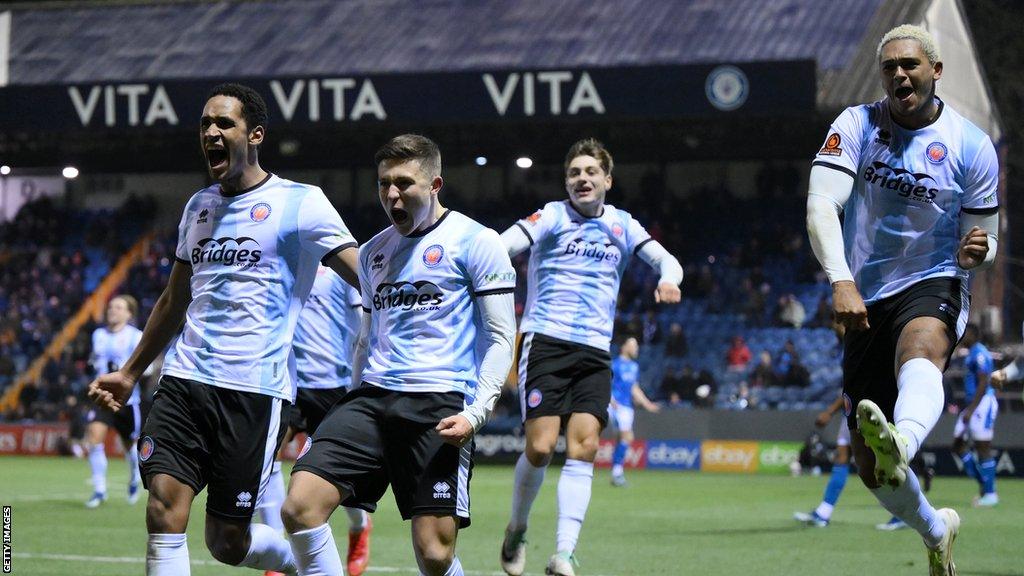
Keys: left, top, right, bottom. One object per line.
{"left": 815, "top": 463, "right": 849, "bottom": 520}
{"left": 556, "top": 459, "right": 594, "bottom": 553}
{"left": 345, "top": 506, "right": 367, "bottom": 531}
{"left": 894, "top": 358, "right": 944, "bottom": 460}
{"left": 257, "top": 462, "right": 285, "bottom": 532}
{"left": 289, "top": 523, "right": 344, "bottom": 576}
{"left": 89, "top": 444, "right": 108, "bottom": 495}
{"left": 871, "top": 471, "right": 945, "bottom": 548}
{"left": 980, "top": 458, "right": 997, "bottom": 495}
{"left": 612, "top": 441, "right": 628, "bottom": 474}
{"left": 442, "top": 556, "right": 464, "bottom": 576}
{"left": 509, "top": 452, "right": 546, "bottom": 531}
{"left": 238, "top": 522, "right": 296, "bottom": 572}
{"left": 127, "top": 442, "right": 141, "bottom": 486}
{"left": 146, "top": 533, "right": 190, "bottom": 576}
{"left": 960, "top": 451, "right": 980, "bottom": 481}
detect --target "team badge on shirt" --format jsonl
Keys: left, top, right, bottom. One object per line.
{"left": 250, "top": 202, "right": 272, "bottom": 222}
{"left": 422, "top": 244, "right": 445, "bottom": 267}
{"left": 926, "top": 142, "right": 947, "bottom": 164}
{"left": 819, "top": 133, "right": 843, "bottom": 156}
{"left": 612, "top": 223, "right": 624, "bottom": 237}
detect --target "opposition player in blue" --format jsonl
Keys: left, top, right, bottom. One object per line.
{"left": 84, "top": 294, "right": 146, "bottom": 508}
{"left": 281, "top": 134, "right": 517, "bottom": 576}
{"left": 89, "top": 83, "right": 360, "bottom": 576}
{"left": 608, "top": 337, "right": 659, "bottom": 487}
{"left": 950, "top": 323, "right": 998, "bottom": 506}
{"left": 257, "top": 265, "right": 373, "bottom": 576}
{"left": 793, "top": 394, "right": 851, "bottom": 527}
{"left": 499, "top": 138, "right": 683, "bottom": 576}
{"left": 806, "top": 25, "right": 999, "bottom": 575}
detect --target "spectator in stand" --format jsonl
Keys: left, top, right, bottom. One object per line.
{"left": 775, "top": 340, "right": 811, "bottom": 388}
{"left": 810, "top": 295, "right": 833, "bottom": 328}
{"left": 641, "top": 310, "right": 662, "bottom": 346}
{"left": 661, "top": 366, "right": 698, "bottom": 405}
{"left": 776, "top": 293, "right": 807, "bottom": 328}
{"left": 740, "top": 277, "right": 767, "bottom": 326}
{"left": 696, "top": 369, "right": 717, "bottom": 408}
{"left": 726, "top": 336, "right": 752, "bottom": 372}
{"left": 749, "top": 351, "right": 777, "bottom": 388}
{"left": 664, "top": 322, "right": 688, "bottom": 358}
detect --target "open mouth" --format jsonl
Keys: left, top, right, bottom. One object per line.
{"left": 894, "top": 86, "right": 914, "bottom": 101}
{"left": 391, "top": 208, "right": 409, "bottom": 226}
{"left": 206, "top": 148, "right": 228, "bottom": 170}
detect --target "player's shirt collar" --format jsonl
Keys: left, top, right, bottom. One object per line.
{"left": 219, "top": 172, "right": 273, "bottom": 198}
{"left": 406, "top": 208, "right": 452, "bottom": 238}
{"left": 567, "top": 200, "right": 604, "bottom": 220}
{"left": 888, "top": 97, "right": 945, "bottom": 132}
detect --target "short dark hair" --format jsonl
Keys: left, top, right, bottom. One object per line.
{"left": 374, "top": 134, "right": 441, "bottom": 178}
{"left": 207, "top": 83, "right": 268, "bottom": 132}
{"left": 564, "top": 138, "right": 613, "bottom": 176}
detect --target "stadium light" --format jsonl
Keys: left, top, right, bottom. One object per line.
{"left": 515, "top": 156, "right": 533, "bottom": 169}
{"left": 475, "top": 156, "right": 488, "bottom": 166}
{"left": 62, "top": 166, "right": 80, "bottom": 179}
{"left": 0, "top": 165, "right": 10, "bottom": 175}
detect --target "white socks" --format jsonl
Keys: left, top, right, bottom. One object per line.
{"left": 345, "top": 506, "right": 367, "bottom": 531}
{"left": 871, "top": 471, "right": 945, "bottom": 548}
{"left": 813, "top": 502, "right": 835, "bottom": 521}
{"left": 89, "top": 444, "right": 108, "bottom": 495}
{"left": 127, "top": 443, "right": 141, "bottom": 486}
{"left": 895, "top": 358, "right": 945, "bottom": 459}
{"left": 556, "top": 459, "right": 594, "bottom": 553}
{"left": 147, "top": 533, "right": 190, "bottom": 576}
{"left": 289, "top": 523, "right": 344, "bottom": 576}
{"left": 257, "top": 462, "right": 286, "bottom": 532}
{"left": 509, "top": 453, "right": 547, "bottom": 531}
{"left": 238, "top": 522, "right": 297, "bottom": 572}
{"left": 442, "top": 556, "right": 464, "bottom": 575}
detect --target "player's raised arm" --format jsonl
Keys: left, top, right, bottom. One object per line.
{"left": 630, "top": 383, "right": 660, "bottom": 413}
{"left": 806, "top": 165, "right": 867, "bottom": 331}
{"left": 88, "top": 260, "right": 192, "bottom": 410}
{"left": 635, "top": 239, "right": 683, "bottom": 304}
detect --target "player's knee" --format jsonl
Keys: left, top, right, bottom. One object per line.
{"left": 280, "top": 495, "right": 319, "bottom": 533}
{"left": 525, "top": 442, "right": 555, "bottom": 467}
{"left": 414, "top": 541, "right": 455, "bottom": 576}
{"left": 568, "top": 435, "right": 600, "bottom": 460}
{"left": 205, "top": 521, "right": 249, "bottom": 565}
{"left": 145, "top": 491, "right": 187, "bottom": 533}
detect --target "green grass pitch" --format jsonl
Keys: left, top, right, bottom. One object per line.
{"left": 2, "top": 456, "right": 1021, "bottom": 575}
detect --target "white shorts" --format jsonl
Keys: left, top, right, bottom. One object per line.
{"left": 608, "top": 404, "right": 635, "bottom": 433}
{"left": 952, "top": 394, "right": 999, "bottom": 442}
{"left": 836, "top": 417, "right": 850, "bottom": 447}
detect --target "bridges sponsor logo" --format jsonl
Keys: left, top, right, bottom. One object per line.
{"left": 701, "top": 441, "right": 759, "bottom": 473}
{"left": 191, "top": 236, "right": 262, "bottom": 267}
{"left": 372, "top": 281, "right": 444, "bottom": 311}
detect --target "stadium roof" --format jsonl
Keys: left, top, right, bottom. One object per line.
{"left": 6, "top": 0, "right": 879, "bottom": 83}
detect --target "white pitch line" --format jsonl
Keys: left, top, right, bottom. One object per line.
{"left": 15, "top": 552, "right": 615, "bottom": 576}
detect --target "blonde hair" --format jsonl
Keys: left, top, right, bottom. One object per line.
{"left": 877, "top": 24, "right": 940, "bottom": 64}
{"left": 111, "top": 294, "right": 139, "bottom": 320}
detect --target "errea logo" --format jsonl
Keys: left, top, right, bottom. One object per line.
{"left": 432, "top": 481, "right": 452, "bottom": 499}
{"left": 236, "top": 491, "right": 253, "bottom": 508}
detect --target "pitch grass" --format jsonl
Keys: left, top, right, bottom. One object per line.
{"left": 2, "top": 456, "right": 1022, "bottom": 576}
